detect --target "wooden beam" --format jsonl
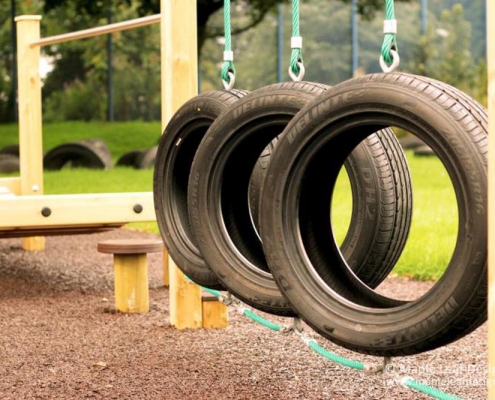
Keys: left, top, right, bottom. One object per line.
{"left": 161, "top": 0, "right": 202, "bottom": 329}
{"left": 15, "top": 16, "right": 45, "bottom": 251}
{"left": 488, "top": 0, "right": 495, "bottom": 397}
{"left": 0, "top": 192, "right": 155, "bottom": 228}
{"left": 30, "top": 14, "right": 160, "bottom": 48}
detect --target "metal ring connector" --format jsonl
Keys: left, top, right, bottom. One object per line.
{"left": 288, "top": 61, "right": 305, "bottom": 82}
{"left": 379, "top": 49, "right": 400, "bottom": 73}
{"left": 222, "top": 71, "right": 236, "bottom": 90}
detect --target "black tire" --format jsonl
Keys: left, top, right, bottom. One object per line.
{"left": 0, "top": 144, "right": 20, "bottom": 157}
{"left": 414, "top": 144, "right": 435, "bottom": 156}
{"left": 43, "top": 139, "right": 113, "bottom": 170}
{"left": 116, "top": 150, "right": 144, "bottom": 167}
{"left": 399, "top": 135, "right": 424, "bottom": 150}
{"left": 248, "top": 138, "right": 278, "bottom": 232}
{"left": 188, "top": 81, "right": 412, "bottom": 316}
{"left": 0, "top": 154, "right": 20, "bottom": 173}
{"left": 259, "top": 73, "right": 487, "bottom": 356}
{"left": 153, "top": 89, "right": 248, "bottom": 289}
{"left": 136, "top": 146, "right": 158, "bottom": 169}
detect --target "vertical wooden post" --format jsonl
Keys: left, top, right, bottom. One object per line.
{"left": 202, "top": 293, "right": 229, "bottom": 328}
{"left": 488, "top": 0, "right": 495, "bottom": 397}
{"left": 161, "top": 0, "right": 202, "bottom": 329}
{"left": 15, "top": 16, "right": 45, "bottom": 251}
{"left": 113, "top": 254, "right": 150, "bottom": 313}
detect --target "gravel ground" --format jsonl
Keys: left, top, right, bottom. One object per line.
{"left": 0, "top": 229, "right": 488, "bottom": 399}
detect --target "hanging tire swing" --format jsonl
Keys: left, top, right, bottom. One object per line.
{"left": 188, "top": 80, "right": 413, "bottom": 315}
{"left": 259, "top": 72, "right": 487, "bottom": 356}
{"left": 153, "top": 89, "right": 248, "bottom": 289}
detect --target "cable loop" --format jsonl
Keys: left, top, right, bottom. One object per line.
{"left": 288, "top": 0, "right": 305, "bottom": 81}
{"left": 379, "top": 0, "right": 399, "bottom": 72}
{"left": 379, "top": 49, "right": 400, "bottom": 73}
{"left": 220, "top": 0, "right": 236, "bottom": 89}
{"left": 288, "top": 60, "right": 305, "bottom": 82}
{"left": 222, "top": 71, "right": 236, "bottom": 90}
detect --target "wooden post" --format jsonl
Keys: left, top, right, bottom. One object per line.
{"left": 15, "top": 16, "right": 45, "bottom": 251}
{"left": 97, "top": 239, "right": 163, "bottom": 313}
{"left": 113, "top": 253, "right": 150, "bottom": 313}
{"left": 161, "top": 0, "right": 202, "bottom": 329}
{"left": 488, "top": 0, "right": 495, "bottom": 397}
{"left": 202, "top": 293, "right": 229, "bottom": 328}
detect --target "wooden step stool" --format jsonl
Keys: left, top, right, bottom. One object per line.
{"left": 97, "top": 238, "right": 163, "bottom": 313}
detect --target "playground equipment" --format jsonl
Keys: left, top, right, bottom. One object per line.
{"left": 97, "top": 238, "right": 163, "bottom": 313}
{"left": 9, "top": 14, "right": 159, "bottom": 249}
{"left": 9, "top": 0, "right": 495, "bottom": 396}
{"left": 185, "top": 80, "right": 413, "bottom": 316}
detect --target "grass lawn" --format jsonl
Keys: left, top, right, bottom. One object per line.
{"left": 0, "top": 121, "right": 162, "bottom": 163}
{"left": 332, "top": 151, "right": 457, "bottom": 281}
{"left": 1, "top": 121, "right": 460, "bottom": 281}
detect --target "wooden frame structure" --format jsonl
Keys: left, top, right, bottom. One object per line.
{"left": 10, "top": 14, "right": 159, "bottom": 250}
{"left": 11, "top": 0, "right": 495, "bottom": 392}
{"left": 12, "top": 0, "right": 221, "bottom": 330}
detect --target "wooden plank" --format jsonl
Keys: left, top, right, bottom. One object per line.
{"left": 0, "top": 192, "right": 155, "bottom": 227}
{"left": 15, "top": 16, "right": 45, "bottom": 251}
{"left": 488, "top": 0, "right": 495, "bottom": 397}
{"left": 161, "top": 0, "right": 202, "bottom": 329}
{"left": 0, "top": 223, "right": 122, "bottom": 238}
{"left": 31, "top": 14, "right": 160, "bottom": 48}
{"left": 202, "top": 293, "right": 229, "bottom": 329}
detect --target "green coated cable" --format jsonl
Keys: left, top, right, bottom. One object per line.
{"left": 289, "top": 0, "right": 304, "bottom": 77}
{"left": 242, "top": 309, "right": 281, "bottom": 331}
{"left": 403, "top": 377, "right": 463, "bottom": 400}
{"left": 380, "top": 0, "right": 398, "bottom": 64}
{"left": 202, "top": 286, "right": 222, "bottom": 299}
{"left": 236, "top": 306, "right": 464, "bottom": 399}
{"left": 221, "top": 0, "right": 236, "bottom": 86}
{"left": 192, "top": 282, "right": 465, "bottom": 399}
{"left": 307, "top": 340, "right": 364, "bottom": 370}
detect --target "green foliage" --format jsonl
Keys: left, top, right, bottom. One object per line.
{"left": 0, "top": 0, "right": 487, "bottom": 122}
{"left": 43, "top": 76, "right": 107, "bottom": 122}
{"left": 407, "top": 3, "right": 486, "bottom": 103}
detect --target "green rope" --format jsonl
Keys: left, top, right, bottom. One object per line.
{"left": 221, "top": 0, "right": 236, "bottom": 86}
{"left": 307, "top": 340, "right": 364, "bottom": 370}
{"left": 242, "top": 309, "right": 281, "bottom": 331}
{"left": 190, "top": 281, "right": 466, "bottom": 400}
{"left": 202, "top": 287, "right": 222, "bottom": 299}
{"left": 289, "top": 0, "right": 304, "bottom": 78}
{"left": 403, "top": 377, "right": 463, "bottom": 400}
{"left": 380, "top": 0, "right": 398, "bottom": 64}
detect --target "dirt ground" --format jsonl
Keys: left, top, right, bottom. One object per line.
{"left": 0, "top": 228, "right": 488, "bottom": 399}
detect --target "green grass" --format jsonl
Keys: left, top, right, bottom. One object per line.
{"left": 44, "top": 168, "right": 160, "bottom": 235}
{"left": 0, "top": 121, "right": 162, "bottom": 163}
{"left": 332, "top": 151, "right": 457, "bottom": 281}
{"left": 0, "top": 121, "right": 460, "bottom": 281}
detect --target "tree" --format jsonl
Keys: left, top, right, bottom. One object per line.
{"left": 42, "top": 0, "right": 411, "bottom": 53}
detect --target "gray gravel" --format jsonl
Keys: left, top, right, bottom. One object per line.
{"left": 0, "top": 229, "right": 488, "bottom": 399}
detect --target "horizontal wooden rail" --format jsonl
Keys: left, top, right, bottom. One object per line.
{"left": 0, "top": 192, "right": 155, "bottom": 228}
{"left": 30, "top": 14, "right": 160, "bottom": 47}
